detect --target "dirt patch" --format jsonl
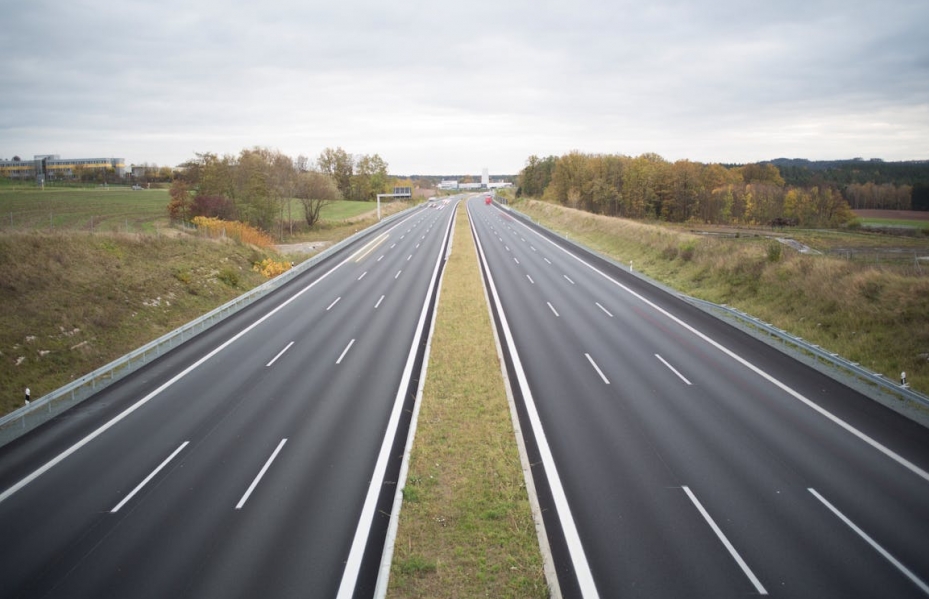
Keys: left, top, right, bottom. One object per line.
{"left": 276, "top": 240, "right": 331, "bottom": 254}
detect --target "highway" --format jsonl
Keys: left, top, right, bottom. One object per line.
{"left": 0, "top": 198, "right": 459, "bottom": 598}
{"left": 468, "top": 196, "right": 929, "bottom": 598}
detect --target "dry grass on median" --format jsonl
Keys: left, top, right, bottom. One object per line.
{"left": 388, "top": 203, "right": 548, "bottom": 598}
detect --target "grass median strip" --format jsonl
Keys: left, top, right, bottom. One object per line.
{"left": 388, "top": 202, "right": 547, "bottom": 598}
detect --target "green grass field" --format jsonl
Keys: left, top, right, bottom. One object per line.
{"left": 0, "top": 183, "right": 387, "bottom": 237}
{"left": 0, "top": 186, "right": 171, "bottom": 233}
{"left": 857, "top": 217, "right": 929, "bottom": 230}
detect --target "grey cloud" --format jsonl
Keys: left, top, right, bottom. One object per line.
{"left": 1, "top": 0, "right": 926, "bottom": 172}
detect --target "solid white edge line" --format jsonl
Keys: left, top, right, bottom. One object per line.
{"left": 336, "top": 339, "right": 355, "bottom": 365}
{"left": 339, "top": 198, "right": 459, "bottom": 599}
{"left": 510, "top": 211, "right": 929, "bottom": 484}
{"left": 596, "top": 302, "right": 614, "bottom": 318}
{"left": 472, "top": 205, "right": 600, "bottom": 597}
{"left": 0, "top": 209, "right": 428, "bottom": 506}
{"left": 585, "top": 353, "right": 610, "bottom": 385}
{"left": 111, "top": 441, "right": 189, "bottom": 513}
{"left": 655, "top": 354, "right": 693, "bottom": 385}
{"left": 808, "top": 488, "right": 929, "bottom": 595}
{"left": 235, "top": 438, "right": 287, "bottom": 510}
{"left": 375, "top": 294, "right": 385, "bottom": 309}
{"left": 327, "top": 297, "right": 341, "bottom": 311}
{"left": 266, "top": 341, "right": 295, "bottom": 367}
{"left": 547, "top": 302, "right": 559, "bottom": 317}
{"left": 683, "top": 486, "right": 768, "bottom": 595}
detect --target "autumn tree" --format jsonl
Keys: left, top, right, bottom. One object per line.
{"left": 295, "top": 170, "right": 341, "bottom": 227}
{"left": 546, "top": 151, "right": 591, "bottom": 209}
{"left": 317, "top": 147, "right": 354, "bottom": 200}
{"left": 354, "top": 153, "right": 390, "bottom": 201}
{"left": 519, "top": 155, "right": 556, "bottom": 198}
{"left": 167, "top": 179, "right": 192, "bottom": 222}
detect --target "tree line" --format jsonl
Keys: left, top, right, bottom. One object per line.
{"left": 167, "top": 147, "right": 391, "bottom": 236}
{"left": 518, "top": 152, "right": 864, "bottom": 227}
{"left": 769, "top": 158, "right": 929, "bottom": 188}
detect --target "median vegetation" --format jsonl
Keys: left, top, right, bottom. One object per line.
{"left": 388, "top": 203, "right": 548, "bottom": 598}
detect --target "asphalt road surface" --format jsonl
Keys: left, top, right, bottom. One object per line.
{"left": 469, "top": 197, "right": 929, "bottom": 598}
{"left": 0, "top": 198, "right": 459, "bottom": 599}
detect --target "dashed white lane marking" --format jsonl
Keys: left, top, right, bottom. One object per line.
{"left": 266, "top": 341, "right": 295, "bottom": 367}
{"left": 336, "top": 339, "right": 356, "bottom": 364}
{"left": 655, "top": 354, "right": 693, "bottom": 385}
{"left": 683, "top": 486, "right": 768, "bottom": 595}
{"left": 111, "top": 441, "right": 189, "bottom": 513}
{"left": 236, "top": 438, "right": 288, "bottom": 510}
{"left": 585, "top": 353, "right": 610, "bottom": 385}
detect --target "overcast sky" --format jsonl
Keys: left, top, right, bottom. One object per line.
{"left": 1, "top": 0, "right": 927, "bottom": 175}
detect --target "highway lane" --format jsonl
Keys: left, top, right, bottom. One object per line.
{"left": 468, "top": 197, "right": 929, "bottom": 598}
{"left": 0, "top": 198, "right": 459, "bottom": 598}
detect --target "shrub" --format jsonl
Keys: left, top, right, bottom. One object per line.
{"left": 679, "top": 241, "right": 697, "bottom": 262}
{"left": 191, "top": 195, "right": 236, "bottom": 221}
{"left": 173, "top": 269, "right": 192, "bottom": 284}
{"left": 192, "top": 216, "right": 275, "bottom": 248}
{"left": 252, "top": 258, "right": 291, "bottom": 278}
{"left": 767, "top": 242, "right": 783, "bottom": 262}
{"left": 661, "top": 245, "right": 678, "bottom": 261}
{"left": 217, "top": 268, "right": 239, "bottom": 287}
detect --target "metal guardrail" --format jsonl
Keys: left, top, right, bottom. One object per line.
{"left": 502, "top": 202, "right": 929, "bottom": 412}
{"left": 0, "top": 206, "right": 419, "bottom": 446}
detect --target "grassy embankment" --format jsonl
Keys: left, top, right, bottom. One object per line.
{"left": 0, "top": 184, "right": 407, "bottom": 415}
{"left": 513, "top": 198, "right": 929, "bottom": 397}
{"left": 388, "top": 203, "right": 548, "bottom": 598}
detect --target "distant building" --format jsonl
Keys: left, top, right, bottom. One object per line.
{"left": 481, "top": 168, "right": 489, "bottom": 188}
{"left": 438, "top": 180, "right": 459, "bottom": 190}
{"left": 487, "top": 180, "right": 513, "bottom": 189}
{"left": 0, "top": 154, "right": 126, "bottom": 182}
